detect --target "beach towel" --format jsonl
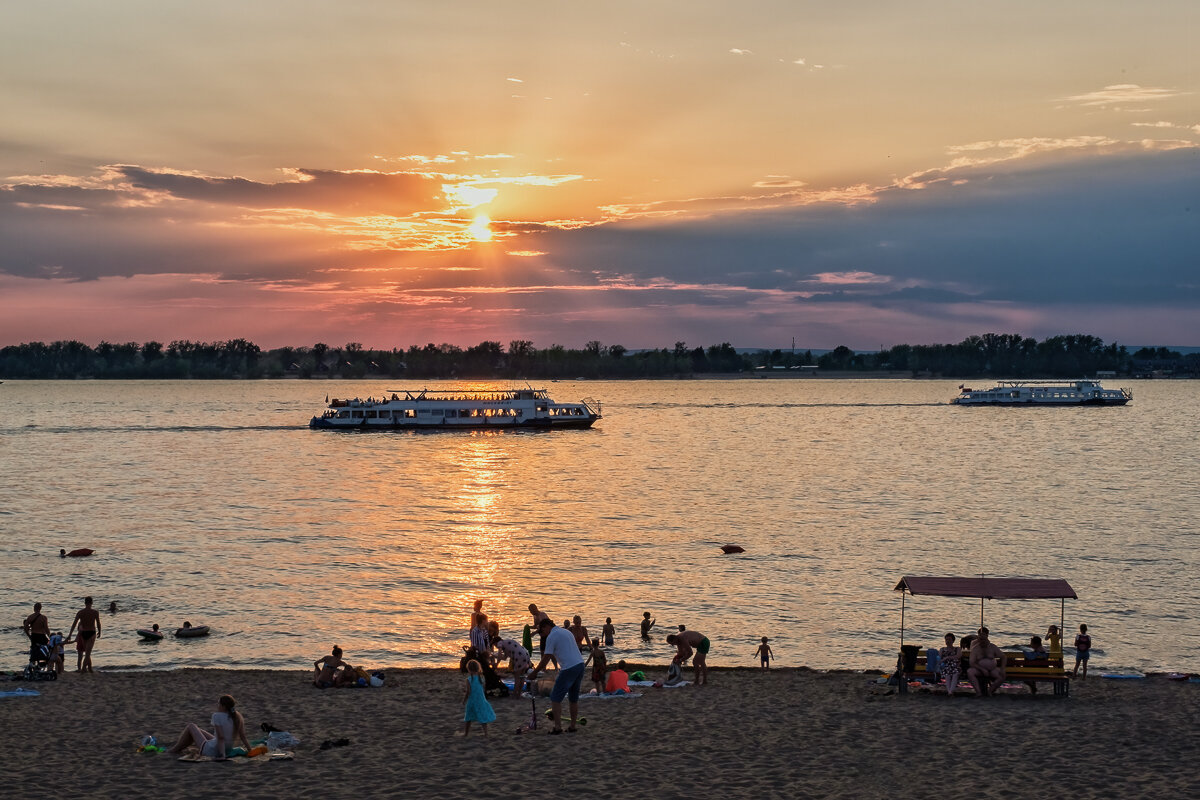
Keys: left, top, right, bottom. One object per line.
{"left": 580, "top": 691, "right": 643, "bottom": 700}
{"left": 628, "top": 680, "right": 691, "bottom": 688}
{"left": 0, "top": 689, "right": 40, "bottom": 698}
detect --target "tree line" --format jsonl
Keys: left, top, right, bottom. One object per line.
{"left": 0, "top": 334, "right": 1193, "bottom": 379}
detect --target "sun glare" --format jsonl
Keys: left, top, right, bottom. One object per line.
{"left": 445, "top": 184, "right": 499, "bottom": 208}
{"left": 467, "top": 214, "right": 493, "bottom": 242}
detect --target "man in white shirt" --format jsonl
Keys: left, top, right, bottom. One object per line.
{"left": 529, "top": 618, "right": 586, "bottom": 733}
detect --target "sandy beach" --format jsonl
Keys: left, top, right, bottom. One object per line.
{"left": 2, "top": 666, "right": 1197, "bottom": 799}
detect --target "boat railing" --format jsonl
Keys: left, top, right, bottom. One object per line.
{"left": 581, "top": 397, "right": 602, "bottom": 417}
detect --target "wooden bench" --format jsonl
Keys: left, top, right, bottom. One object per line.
{"left": 906, "top": 653, "right": 1071, "bottom": 696}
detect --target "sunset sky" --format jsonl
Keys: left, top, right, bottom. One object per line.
{"left": 2, "top": 1, "right": 1197, "bottom": 350}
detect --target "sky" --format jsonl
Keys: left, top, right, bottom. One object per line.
{"left": 1, "top": 1, "right": 1198, "bottom": 351}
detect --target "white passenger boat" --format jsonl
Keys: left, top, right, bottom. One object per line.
{"left": 951, "top": 379, "right": 1132, "bottom": 406}
{"left": 309, "top": 388, "right": 602, "bottom": 430}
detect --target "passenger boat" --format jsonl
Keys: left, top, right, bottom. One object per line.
{"left": 951, "top": 379, "right": 1132, "bottom": 406}
{"left": 309, "top": 387, "right": 602, "bottom": 430}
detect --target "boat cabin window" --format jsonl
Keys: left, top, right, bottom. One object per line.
{"left": 445, "top": 409, "right": 457, "bottom": 418}
{"left": 351, "top": 410, "right": 363, "bottom": 419}
{"left": 430, "top": 409, "right": 444, "bottom": 416}
{"left": 335, "top": 410, "right": 350, "bottom": 419}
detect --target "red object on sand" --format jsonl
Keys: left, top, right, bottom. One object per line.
{"left": 720, "top": 544, "right": 745, "bottom": 554}
{"left": 63, "top": 548, "right": 95, "bottom": 557}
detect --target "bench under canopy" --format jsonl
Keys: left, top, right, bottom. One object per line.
{"left": 894, "top": 575, "right": 1077, "bottom": 648}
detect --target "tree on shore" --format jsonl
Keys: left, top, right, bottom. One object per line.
{"left": 0, "top": 333, "right": 1176, "bottom": 380}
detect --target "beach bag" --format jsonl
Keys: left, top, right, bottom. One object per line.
{"left": 665, "top": 661, "right": 683, "bottom": 686}
{"left": 369, "top": 671, "right": 385, "bottom": 688}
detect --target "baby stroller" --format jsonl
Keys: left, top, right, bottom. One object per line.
{"left": 459, "top": 647, "right": 509, "bottom": 698}
{"left": 23, "top": 640, "right": 58, "bottom": 682}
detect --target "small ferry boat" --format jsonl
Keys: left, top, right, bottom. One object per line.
{"left": 952, "top": 379, "right": 1132, "bottom": 406}
{"left": 309, "top": 388, "right": 602, "bottom": 430}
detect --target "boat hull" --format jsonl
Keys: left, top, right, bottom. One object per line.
{"left": 952, "top": 398, "right": 1129, "bottom": 407}
{"left": 309, "top": 416, "right": 598, "bottom": 430}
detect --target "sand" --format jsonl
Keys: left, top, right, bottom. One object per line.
{"left": 2, "top": 666, "right": 1197, "bottom": 799}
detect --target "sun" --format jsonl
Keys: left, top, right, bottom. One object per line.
{"left": 467, "top": 214, "right": 493, "bottom": 242}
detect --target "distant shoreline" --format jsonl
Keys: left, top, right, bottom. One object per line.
{"left": 0, "top": 372, "right": 1173, "bottom": 382}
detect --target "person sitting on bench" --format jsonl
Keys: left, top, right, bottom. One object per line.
{"left": 967, "top": 627, "right": 1006, "bottom": 696}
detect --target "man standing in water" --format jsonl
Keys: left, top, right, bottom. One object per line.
{"left": 67, "top": 596, "right": 101, "bottom": 673}
{"left": 23, "top": 602, "right": 50, "bottom": 662}
{"left": 666, "top": 629, "right": 711, "bottom": 685}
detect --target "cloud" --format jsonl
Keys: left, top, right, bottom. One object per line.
{"left": 1061, "top": 84, "right": 1186, "bottom": 107}
{"left": 2, "top": 141, "right": 1199, "bottom": 349}
{"left": 114, "top": 166, "right": 446, "bottom": 216}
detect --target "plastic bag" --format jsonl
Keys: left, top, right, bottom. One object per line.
{"left": 265, "top": 731, "right": 300, "bottom": 749}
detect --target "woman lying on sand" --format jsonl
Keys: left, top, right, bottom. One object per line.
{"left": 166, "top": 694, "right": 251, "bottom": 761}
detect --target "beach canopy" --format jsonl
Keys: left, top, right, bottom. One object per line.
{"left": 895, "top": 575, "right": 1076, "bottom": 600}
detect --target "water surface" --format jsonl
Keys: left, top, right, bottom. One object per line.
{"left": 2, "top": 378, "right": 1196, "bottom": 674}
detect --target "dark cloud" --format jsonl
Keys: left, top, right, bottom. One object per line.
{"left": 537, "top": 148, "right": 1200, "bottom": 308}
{"left": 115, "top": 166, "right": 445, "bottom": 216}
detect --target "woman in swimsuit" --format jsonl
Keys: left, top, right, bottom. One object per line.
{"left": 313, "top": 645, "right": 348, "bottom": 688}
{"left": 167, "top": 695, "right": 251, "bottom": 760}
{"left": 67, "top": 597, "right": 101, "bottom": 673}
{"left": 938, "top": 633, "right": 962, "bottom": 695}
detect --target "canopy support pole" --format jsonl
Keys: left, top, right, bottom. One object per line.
{"left": 900, "top": 591, "right": 906, "bottom": 648}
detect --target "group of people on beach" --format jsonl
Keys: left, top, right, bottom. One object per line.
{"left": 22, "top": 597, "right": 103, "bottom": 674}
{"left": 458, "top": 601, "right": 720, "bottom": 735}
{"left": 933, "top": 623, "right": 1093, "bottom": 696}
{"left": 20, "top": 597, "right": 213, "bottom": 675}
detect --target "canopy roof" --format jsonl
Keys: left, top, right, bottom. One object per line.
{"left": 894, "top": 576, "right": 1077, "bottom": 600}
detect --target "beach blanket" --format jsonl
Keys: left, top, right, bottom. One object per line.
{"left": 178, "top": 751, "right": 293, "bottom": 763}
{"left": 0, "top": 689, "right": 40, "bottom": 698}
{"left": 628, "top": 680, "right": 691, "bottom": 688}
{"left": 580, "top": 691, "right": 643, "bottom": 700}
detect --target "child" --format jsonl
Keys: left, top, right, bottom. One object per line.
{"left": 640, "top": 611, "right": 655, "bottom": 639}
{"left": 585, "top": 639, "right": 607, "bottom": 694}
{"left": 462, "top": 660, "right": 496, "bottom": 736}
{"left": 1046, "top": 625, "right": 1063, "bottom": 659}
{"left": 1072, "top": 624, "right": 1091, "bottom": 679}
{"left": 1027, "top": 635, "right": 1048, "bottom": 660}
{"left": 47, "top": 630, "right": 66, "bottom": 676}
{"left": 602, "top": 617, "right": 615, "bottom": 647}
{"left": 754, "top": 637, "right": 773, "bottom": 669}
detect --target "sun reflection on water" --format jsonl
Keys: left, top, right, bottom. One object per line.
{"left": 437, "top": 432, "right": 520, "bottom": 650}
